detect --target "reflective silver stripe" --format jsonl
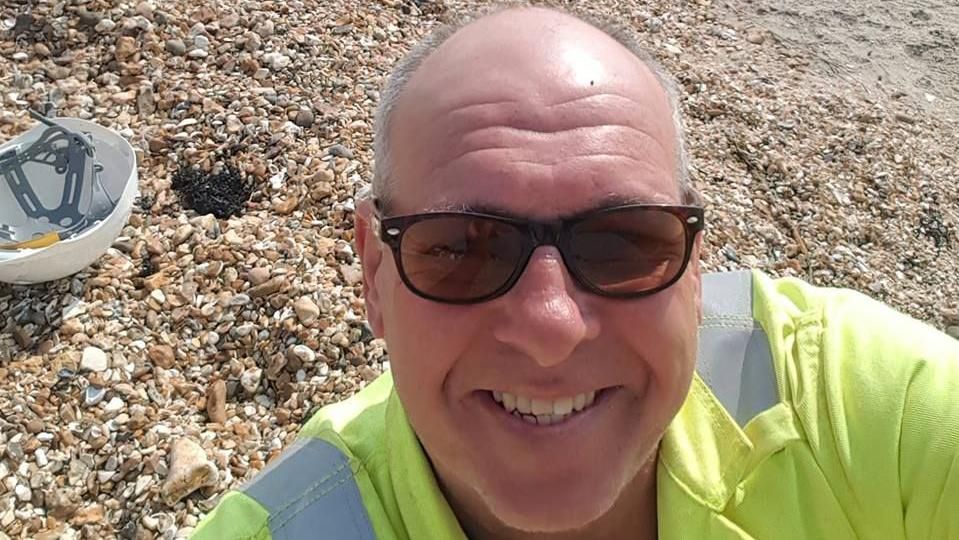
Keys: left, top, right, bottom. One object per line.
{"left": 698, "top": 270, "right": 778, "bottom": 426}
{"left": 241, "top": 438, "right": 376, "bottom": 540}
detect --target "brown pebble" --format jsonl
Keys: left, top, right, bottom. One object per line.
{"left": 248, "top": 277, "right": 284, "bottom": 298}
{"left": 147, "top": 345, "right": 176, "bottom": 369}
{"left": 207, "top": 380, "right": 227, "bottom": 424}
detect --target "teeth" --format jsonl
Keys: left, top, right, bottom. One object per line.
{"left": 552, "top": 397, "right": 573, "bottom": 416}
{"left": 573, "top": 393, "right": 586, "bottom": 411}
{"left": 530, "top": 398, "right": 552, "bottom": 416}
{"left": 495, "top": 390, "right": 601, "bottom": 425}
{"left": 502, "top": 392, "right": 516, "bottom": 412}
{"left": 516, "top": 395, "right": 531, "bottom": 415}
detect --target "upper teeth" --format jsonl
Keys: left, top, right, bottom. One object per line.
{"left": 492, "top": 390, "right": 597, "bottom": 425}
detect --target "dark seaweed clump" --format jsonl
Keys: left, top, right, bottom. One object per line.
{"left": 171, "top": 164, "right": 253, "bottom": 219}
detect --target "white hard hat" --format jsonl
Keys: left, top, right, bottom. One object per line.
{"left": 0, "top": 112, "right": 139, "bottom": 284}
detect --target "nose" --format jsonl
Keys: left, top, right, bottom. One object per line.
{"left": 491, "top": 247, "right": 600, "bottom": 367}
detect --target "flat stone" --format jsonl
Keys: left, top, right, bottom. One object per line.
{"left": 293, "top": 296, "right": 320, "bottom": 324}
{"left": 160, "top": 438, "right": 218, "bottom": 506}
{"left": 946, "top": 326, "right": 959, "bottom": 340}
{"left": 148, "top": 345, "right": 175, "bottom": 369}
{"left": 73, "top": 503, "right": 104, "bottom": 525}
{"left": 248, "top": 277, "right": 284, "bottom": 298}
{"left": 80, "top": 347, "right": 109, "bottom": 372}
{"left": 165, "top": 38, "right": 186, "bottom": 56}
{"left": 248, "top": 267, "right": 271, "bottom": 285}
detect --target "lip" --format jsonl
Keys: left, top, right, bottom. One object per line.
{"left": 473, "top": 386, "right": 621, "bottom": 438}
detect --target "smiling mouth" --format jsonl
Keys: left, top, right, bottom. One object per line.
{"left": 488, "top": 389, "right": 608, "bottom": 426}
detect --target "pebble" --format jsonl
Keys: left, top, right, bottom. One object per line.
{"left": 294, "top": 108, "right": 315, "bottom": 128}
{"left": 80, "top": 346, "right": 109, "bottom": 372}
{"left": 206, "top": 380, "right": 227, "bottom": 424}
{"left": 293, "top": 296, "right": 320, "bottom": 324}
{"left": 247, "top": 267, "right": 271, "bottom": 285}
{"left": 947, "top": 326, "right": 959, "bottom": 340}
{"left": 85, "top": 386, "right": 106, "bottom": 407}
{"left": 104, "top": 397, "right": 125, "bottom": 414}
{"left": 165, "top": 38, "right": 187, "bottom": 56}
{"left": 240, "top": 368, "right": 262, "bottom": 394}
{"left": 160, "top": 438, "right": 219, "bottom": 506}
{"left": 148, "top": 345, "right": 176, "bottom": 369}
{"left": 290, "top": 344, "right": 316, "bottom": 364}
{"left": 15, "top": 484, "right": 31, "bottom": 502}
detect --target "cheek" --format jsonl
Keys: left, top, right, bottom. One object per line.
{"left": 378, "top": 277, "right": 475, "bottom": 406}
{"left": 609, "top": 286, "right": 699, "bottom": 393}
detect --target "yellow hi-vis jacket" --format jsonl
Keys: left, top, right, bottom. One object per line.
{"left": 192, "top": 270, "right": 959, "bottom": 539}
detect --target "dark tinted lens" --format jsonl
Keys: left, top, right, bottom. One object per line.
{"left": 568, "top": 208, "right": 688, "bottom": 294}
{"left": 399, "top": 216, "right": 526, "bottom": 301}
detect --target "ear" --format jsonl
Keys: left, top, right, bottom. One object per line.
{"left": 354, "top": 197, "right": 386, "bottom": 337}
{"left": 690, "top": 232, "right": 704, "bottom": 324}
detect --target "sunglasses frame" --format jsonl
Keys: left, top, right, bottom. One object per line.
{"left": 373, "top": 203, "right": 705, "bottom": 304}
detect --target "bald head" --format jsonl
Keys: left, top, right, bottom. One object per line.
{"left": 371, "top": 6, "right": 692, "bottom": 213}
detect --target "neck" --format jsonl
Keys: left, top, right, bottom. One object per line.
{"left": 447, "top": 455, "right": 659, "bottom": 540}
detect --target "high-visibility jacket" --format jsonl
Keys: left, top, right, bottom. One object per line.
{"left": 192, "top": 270, "right": 959, "bottom": 539}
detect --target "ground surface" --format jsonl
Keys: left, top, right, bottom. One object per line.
{"left": 717, "top": 0, "right": 959, "bottom": 121}
{"left": 0, "top": 0, "right": 957, "bottom": 538}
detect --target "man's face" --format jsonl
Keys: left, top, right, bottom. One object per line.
{"left": 357, "top": 10, "right": 703, "bottom": 535}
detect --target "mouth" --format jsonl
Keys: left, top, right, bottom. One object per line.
{"left": 487, "top": 388, "right": 614, "bottom": 426}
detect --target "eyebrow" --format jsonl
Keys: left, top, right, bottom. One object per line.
{"left": 423, "top": 192, "right": 677, "bottom": 219}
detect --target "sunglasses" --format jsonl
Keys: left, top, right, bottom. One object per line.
{"left": 372, "top": 203, "right": 705, "bottom": 304}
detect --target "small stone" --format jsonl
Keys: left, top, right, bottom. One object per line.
{"left": 148, "top": 345, "right": 175, "bottom": 369}
{"left": 188, "top": 48, "right": 209, "bottom": 59}
{"left": 194, "top": 34, "right": 210, "bottom": 50}
{"left": 26, "top": 418, "right": 43, "bottom": 433}
{"left": 290, "top": 344, "right": 315, "bottom": 364}
{"left": 80, "top": 346, "right": 109, "bottom": 372}
{"left": 165, "top": 39, "right": 187, "bottom": 56}
{"left": 73, "top": 504, "right": 104, "bottom": 525}
{"left": 339, "top": 264, "right": 363, "bottom": 286}
{"left": 746, "top": 29, "right": 766, "bottom": 45}
{"left": 47, "top": 489, "right": 79, "bottom": 520}
{"left": 143, "top": 272, "right": 169, "bottom": 292}
{"left": 173, "top": 224, "right": 194, "bottom": 246}
{"left": 240, "top": 368, "right": 262, "bottom": 394}
{"left": 263, "top": 52, "right": 291, "bottom": 70}
{"left": 137, "top": 85, "right": 156, "bottom": 115}
{"left": 359, "top": 365, "right": 378, "bottom": 382}
{"left": 15, "top": 483, "right": 31, "bottom": 502}
{"left": 116, "top": 36, "right": 138, "bottom": 61}
{"left": 248, "top": 267, "right": 271, "bottom": 286}
{"left": 293, "top": 296, "right": 320, "bottom": 325}
{"left": 160, "top": 438, "right": 219, "bottom": 506}
{"left": 95, "top": 18, "right": 116, "bottom": 33}
{"left": 85, "top": 386, "right": 106, "bottom": 407}
{"left": 272, "top": 196, "right": 300, "bottom": 215}
{"left": 206, "top": 380, "right": 227, "bottom": 423}
{"left": 255, "top": 19, "right": 275, "bottom": 38}
{"left": 294, "top": 108, "right": 315, "bottom": 128}
{"left": 327, "top": 144, "right": 354, "bottom": 159}
{"left": 248, "top": 277, "right": 284, "bottom": 298}
{"left": 104, "top": 397, "right": 125, "bottom": 413}
{"left": 946, "top": 326, "right": 959, "bottom": 340}
{"left": 13, "top": 327, "right": 33, "bottom": 349}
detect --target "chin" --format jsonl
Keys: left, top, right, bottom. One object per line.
{"left": 477, "top": 468, "right": 626, "bottom": 534}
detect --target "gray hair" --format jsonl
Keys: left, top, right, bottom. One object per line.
{"left": 370, "top": 4, "right": 695, "bottom": 210}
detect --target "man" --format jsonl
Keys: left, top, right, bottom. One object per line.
{"left": 194, "top": 6, "right": 959, "bottom": 539}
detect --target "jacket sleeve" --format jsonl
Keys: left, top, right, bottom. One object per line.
{"left": 896, "top": 320, "right": 959, "bottom": 539}
{"left": 190, "top": 491, "right": 273, "bottom": 540}
{"left": 801, "top": 282, "right": 959, "bottom": 540}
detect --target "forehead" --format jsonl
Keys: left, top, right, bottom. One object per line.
{"left": 385, "top": 12, "right": 680, "bottom": 219}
